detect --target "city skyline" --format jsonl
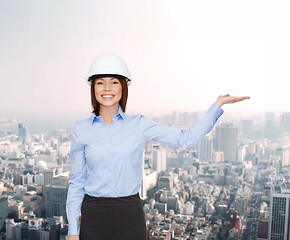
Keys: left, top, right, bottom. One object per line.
{"left": 1, "top": 0, "right": 290, "bottom": 128}
{"left": 1, "top": 105, "right": 290, "bottom": 238}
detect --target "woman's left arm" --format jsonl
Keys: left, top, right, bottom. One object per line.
{"left": 139, "top": 94, "right": 249, "bottom": 148}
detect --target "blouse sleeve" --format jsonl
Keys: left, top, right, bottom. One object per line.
{"left": 139, "top": 103, "right": 223, "bottom": 148}
{"left": 66, "top": 125, "right": 87, "bottom": 236}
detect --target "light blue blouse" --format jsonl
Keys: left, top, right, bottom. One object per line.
{"left": 66, "top": 103, "right": 223, "bottom": 236}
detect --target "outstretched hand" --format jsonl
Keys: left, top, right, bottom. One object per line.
{"left": 214, "top": 94, "right": 250, "bottom": 107}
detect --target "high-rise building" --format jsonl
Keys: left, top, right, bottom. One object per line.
{"left": 45, "top": 185, "right": 68, "bottom": 221}
{"left": 258, "top": 203, "right": 269, "bottom": 240}
{"left": 18, "top": 123, "right": 28, "bottom": 144}
{"left": 43, "top": 168, "right": 56, "bottom": 186}
{"left": 269, "top": 182, "right": 290, "bottom": 239}
{"left": 229, "top": 211, "right": 241, "bottom": 239}
{"left": 212, "top": 151, "right": 224, "bottom": 163}
{"left": 27, "top": 218, "right": 43, "bottom": 240}
{"left": 214, "top": 123, "right": 238, "bottom": 163}
{"left": 5, "top": 219, "right": 22, "bottom": 240}
{"left": 177, "top": 112, "right": 189, "bottom": 128}
{"left": 140, "top": 169, "right": 157, "bottom": 200}
{"left": 241, "top": 119, "right": 253, "bottom": 138}
{"left": 152, "top": 145, "right": 166, "bottom": 173}
{"left": 280, "top": 112, "right": 290, "bottom": 134}
{"left": 264, "top": 112, "right": 276, "bottom": 139}
{"left": 235, "top": 196, "right": 246, "bottom": 216}
{"left": 52, "top": 172, "right": 70, "bottom": 187}
{"left": 198, "top": 135, "right": 213, "bottom": 162}
{"left": 0, "top": 196, "right": 8, "bottom": 231}
{"left": 177, "top": 112, "right": 198, "bottom": 128}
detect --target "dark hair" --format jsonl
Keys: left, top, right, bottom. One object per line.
{"left": 89, "top": 74, "right": 128, "bottom": 116}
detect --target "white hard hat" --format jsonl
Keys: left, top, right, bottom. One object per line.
{"left": 86, "top": 53, "right": 132, "bottom": 86}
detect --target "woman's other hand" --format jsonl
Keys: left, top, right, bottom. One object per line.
{"left": 68, "top": 235, "right": 79, "bottom": 240}
{"left": 215, "top": 94, "right": 250, "bottom": 107}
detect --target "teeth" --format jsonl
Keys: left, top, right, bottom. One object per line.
{"left": 102, "top": 95, "right": 114, "bottom": 98}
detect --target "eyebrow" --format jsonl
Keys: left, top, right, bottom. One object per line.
{"left": 97, "top": 77, "right": 116, "bottom": 81}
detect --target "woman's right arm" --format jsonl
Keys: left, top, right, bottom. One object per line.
{"left": 66, "top": 125, "right": 87, "bottom": 237}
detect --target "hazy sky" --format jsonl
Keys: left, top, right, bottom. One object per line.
{"left": 1, "top": 0, "right": 290, "bottom": 130}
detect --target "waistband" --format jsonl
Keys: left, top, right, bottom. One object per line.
{"left": 83, "top": 192, "right": 141, "bottom": 206}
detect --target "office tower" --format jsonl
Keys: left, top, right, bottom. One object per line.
{"left": 21, "top": 172, "right": 34, "bottom": 185}
{"left": 212, "top": 151, "right": 224, "bottom": 163}
{"left": 178, "top": 112, "right": 189, "bottom": 127}
{"left": 5, "top": 219, "right": 22, "bottom": 240}
{"left": 269, "top": 183, "right": 290, "bottom": 239}
{"left": 141, "top": 169, "right": 157, "bottom": 200}
{"left": 0, "top": 196, "right": 8, "bottom": 230}
{"left": 258, "top": 202, "right": 269, "bottom": 240}
{"left": 43, "top": 168, "right": 56, "bottom": 186}
{"left": 177, "top": 149, "right": 195, "bottom": 168}
{"left": 140, "top": 151, "right": 147, "bottom": 199}
{"left": 40, "top": 229, "right": 50, "bottom": 240}
{"left": 235, "top": 196, "right": 246, "bottom": 216}
{"left": 166, "top": 196, "right": 178, "bottom": 211}
{"left": 52, "top": 172, "right": 70, "bottom": 187}
{"left": 177, "top": 112, "right": 198, "bottom": 128}
{"left": 275, "top": 147, "right": 290, "bottom": 167}
{"left": 191, "top": 112, "right": 198, "bottom": 126}
{"left": 229, "top": 212, "right": 241, "bottom": 239}
{"left": 45, "top": 185, "right": 68, "bottom": 221}
{"left": 238, "top": 145, "right": 246, "bottom": 162}
{"left": 28, "top": 218, "right": 42, "bottom": 240}
{"left": 280, "top": 112, "right": 290, "bottom": 134}
{"left": 161, "top": 111, "right": 176, "bottom": 126}
{"left": 241, "top": 119, "right": 253, "bottom": 138}
{"left": 49, "top": 223, "right": 61, "bottom": 240}
{"left": 18, "top": 123, "right": 28, "bottom": 144}
{"left": 152, "top": 145, "right": 166, "bottom": 173}
{"left": 214, "top": 123, "right": 238, "bottom": 163}
{"left": 198, "top": 135, "right": 213, "bottom": 162}
{"left": 264, "top": 112, "right": 276, "bottom": 139}
{"left": 158, "top": 176, "right": 172, "bottom": 190}
{"left": 155, "top": 202, "right": 167, "bottom": 214}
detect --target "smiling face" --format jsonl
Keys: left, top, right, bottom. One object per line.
{"left": 94, "top": 77, "right": 122, "bottom": 109}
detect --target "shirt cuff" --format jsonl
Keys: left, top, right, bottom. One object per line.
{"left": 206, "top": 103, "right": 224, "bottom": 120}
{"left": 67, "top": 221, "right": 79, "bottom": 236}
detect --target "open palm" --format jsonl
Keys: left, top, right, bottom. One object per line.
{"left": 215, "top": 94, "right": 250, "bottom": 107}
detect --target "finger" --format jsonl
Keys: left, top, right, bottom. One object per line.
{"left": 235, "top": 96, "right": 250, "bottom": 102}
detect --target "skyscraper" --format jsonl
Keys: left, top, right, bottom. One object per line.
{"left": 241, "top": 119, "right": 253, "bottom": 138}
{"left": 269, "top": 182, "right": 290, "bottom": 239}
{"left": 264, "top": 112, "right": 276, "bottom": 139}
{"left": 214, "top": 123, "right": 238, "bottom": 163}
{"left": 280, "top": 112, "right": 290, "bottom": 134}
{"left": 18, "top": 123, "right": 28, "bottom": 144}
{"left": 43, "top": 168, "right": 56, "bottom": 186}
{"left": 198, "top": 135, "right": 213, "bottom": 162}
{"left": 152, "top": 145, "right": 166, "bottom": 173}
{"left": 45, "top": 185, "right": 68, "bottom": 221}
{"left": 0, "top": 196, "right": 8, "bottom": 231}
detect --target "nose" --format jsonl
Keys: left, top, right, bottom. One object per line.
{"left": 104, "top": 81, "right": 112, "bottom": 91}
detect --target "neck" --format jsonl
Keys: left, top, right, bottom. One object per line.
{"left": 99, "top": 104, "right": 119, "bottom": 125}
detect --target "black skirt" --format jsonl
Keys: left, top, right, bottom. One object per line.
{"left": 80, "top": 192, "right": 147, "bottom": 240}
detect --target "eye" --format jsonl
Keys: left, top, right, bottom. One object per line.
{"left": 96, "top": 82, "right": 103, "bottom": 85}
{"left": 112, "top": 81, "right": 119, "bottom": 84}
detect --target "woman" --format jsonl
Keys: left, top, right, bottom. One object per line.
{"left": 66, "top": 53, "right": 249, "bottom": 240}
